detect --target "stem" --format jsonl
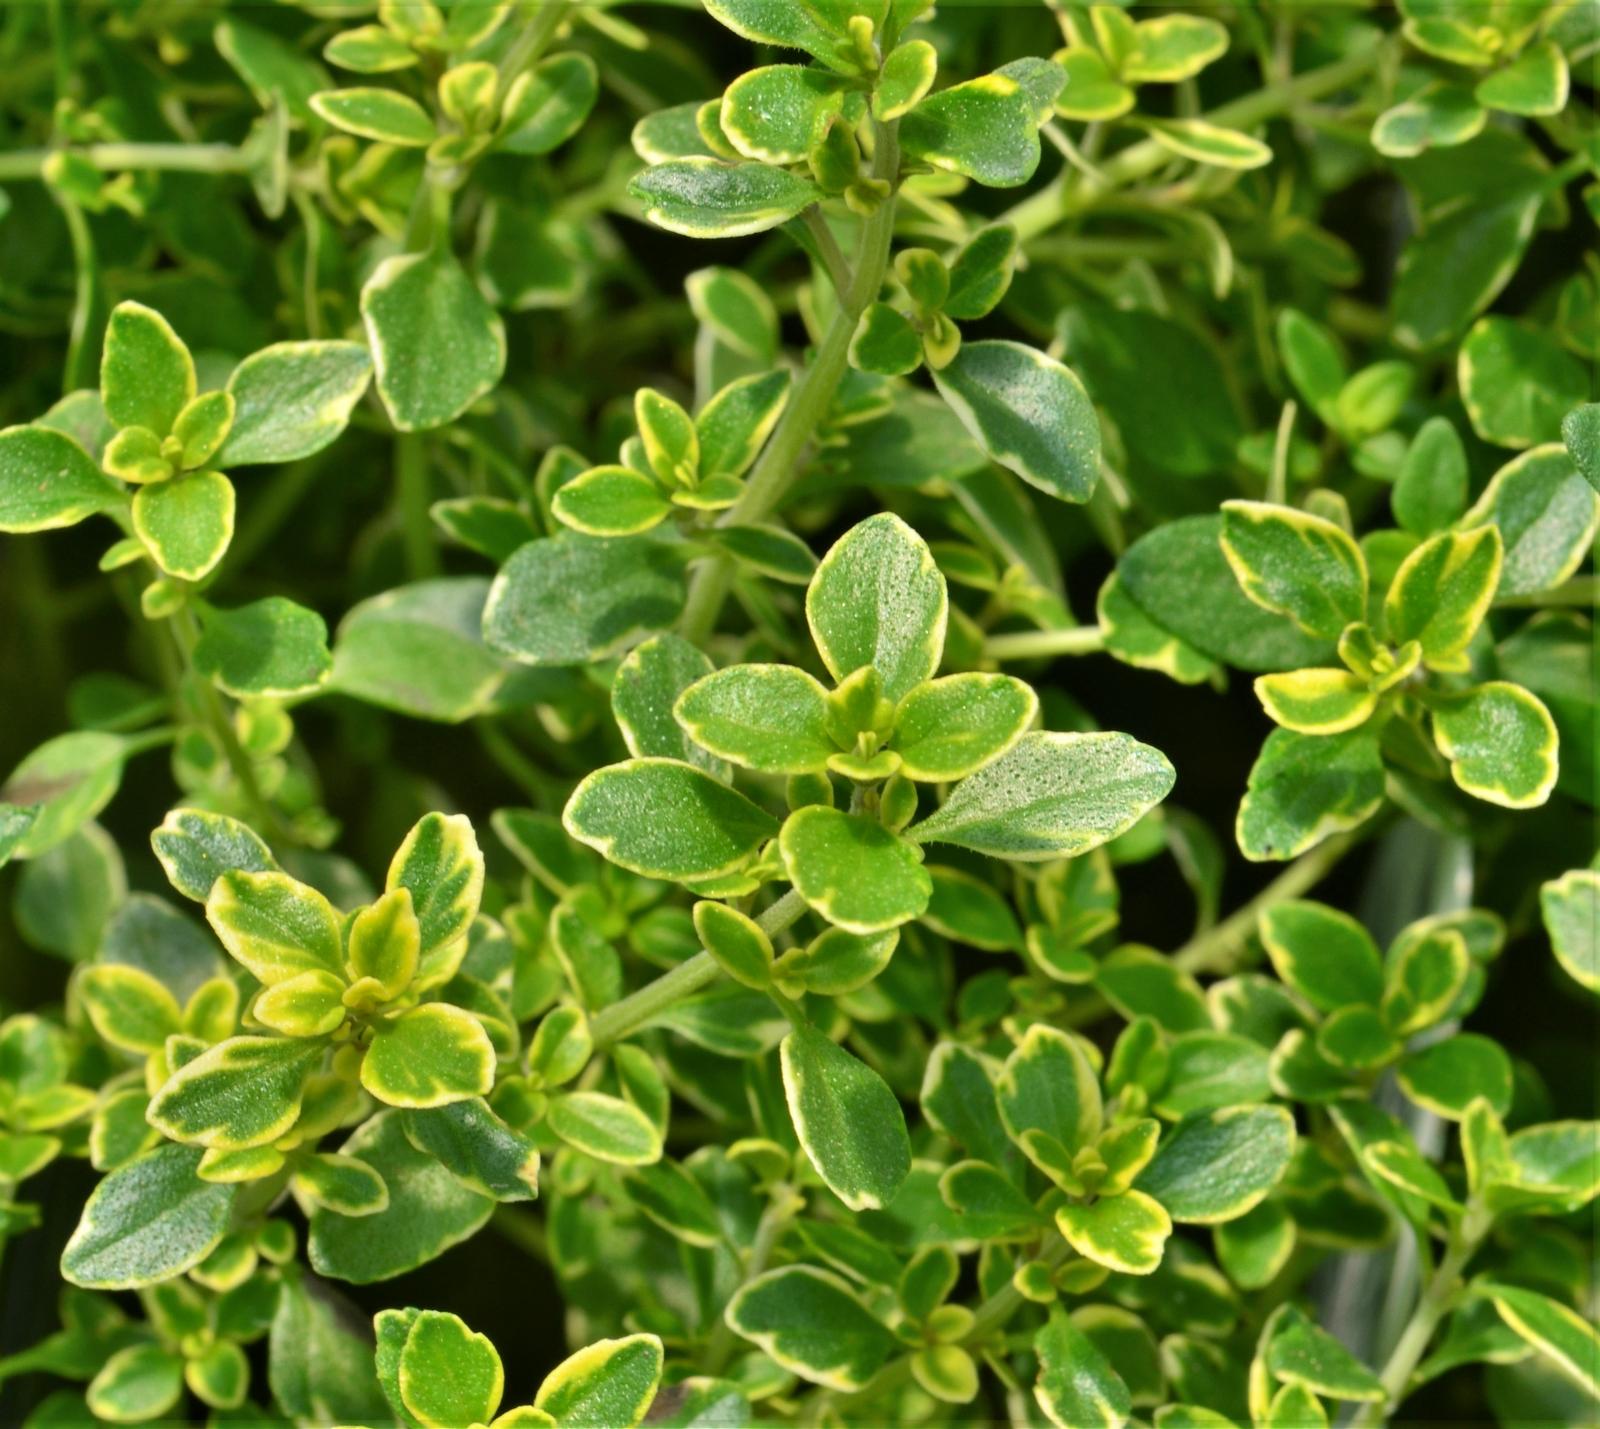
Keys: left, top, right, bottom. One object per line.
{"left": 170, "top": 605, "right": 286, "bottom": 842}
{"left": 496, "top": 0, "right": 571, "bottom": 87}
{"left": 802, "top": 207, "right": 853, "bottom": 298}
{"left": 1350, "top": 1206, "right": 1490, "bottom": 1427}
{"left": 590, "top": 889, "right": 809, "bottom": 1048}
{"left": 984, "top": 625, "right": 1105, "bottom": 661}
{"left": 1267, "top": 399, "right": 1297, "bottom": 505}
{"left": 396, "top": 434, "right": 441, "bottom": 580}
{"left": 678, "top": 121, "right": 901, "bottom": 643}
{"left": 0, "top": 142, "right": 249, "bottom": 181}
{"left": 1004, "top": 48, "right": 1381, "bottom": 241}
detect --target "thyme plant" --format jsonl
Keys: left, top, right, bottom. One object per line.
{"left": 0, "top": 1, "right": 1595, "bottom": 1426}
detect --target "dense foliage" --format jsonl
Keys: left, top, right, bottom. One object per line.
{"left": 0, "top": 1, "right": 1595, "bottom": 1426}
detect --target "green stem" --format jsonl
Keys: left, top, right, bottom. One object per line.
{"left": 802, "top": 207, "right": 853, "bottom": 298}
{"left": 496, "top": 0, "right": 571, "bottom": 87}
{"left": 170, "top": 605, "right": 286, "bottom": 841}
{"left": 678, "top": 121, "right": 901, "bottom": 644}
{"left": 1350, "top": 1205, "right": 1490, "bottom": 1427}
{"left": 1004, "top": 47, "right": 1381, "bottom": 241}
{"left": 984, "top": 625, "right": 1105, "bottom": 661}
{"left": 0, "top": 142, "right": 249, "bottom": 181}
{"left": 396, "top": 434, "right": 441, "bottom": 580}
{"left": 590, "top": 889, "right": 809, "bottom": 1049}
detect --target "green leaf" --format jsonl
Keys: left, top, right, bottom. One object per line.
{"left": 892, "top": 672, "right": 1036, "bottom": 781}
{"left": 1214, "top": 1199, "right": 1295, "bottom": 1290}
{"left": 217, "top": 340, "right": 372, "bottom": 466}
{"left": 721, "top": 65, "right": 846, "bottom": 164}
{"left": 362, "top": 1004, "right": 495, "bottom": 1108}
{"left": 1429, "top": 681, "right": 1557, "bottom": 809}
{"left": 875, "top": 39, "right": 937, "bottom": 120}
{"left": 705, "top": 522, "right": 817, "bottom": 585}
{"left": 725, "top": 1266, "right": 898, "bottom": 1391}
{"left": 564, "top": 758, "right": 778, "bottom": 881}
{"left": 1489, "top": 1285, "right": 1600, "bottom": 1397}
{"left": 693, "top": 900, "right": 772, "bottom": 990}
{"left": 910, "top": 731, "right": 1175, "bottom": 861}
{"left": 499, "top": 52, "right": 599, "bottom": 154}
{"left": 152, "top": 807, "right": 277, "bottom": 903}
{"left": 1052, "top": 47, "right": 1134, "bottom": 121}
{"left": 900, "top": 74, "right": 1044, "bottom": 187}
{"left": 1542, "top": 869, "right": 1600, "bottom": 994}
{"left": 309, "top": 1110, "right": 492, "bottom": 1284}
{"left": 1220, "top": 501, "right": 1367, "bottom": 640}
{"left": 1237, "top": 727, "right": 1384, "bottom": 863}
{"left": 333, "top": 578, "right": 506, "bottom": 722}
{"left": 631, "top": 158, "right": 821, "bottom": 238}
{"left": 77, "top": 965, "right": 181, "bottom": 1055}
{"left": 1145, "top": 118, "right": 1272, "bottom": 169}
{"left": 1362, "top": 1139, "right": 1460, "bottom": 1213}
{"left": 1097, "top": 949, "right": 1209, "bottom": 1033}
{"left": 1124, "top": 13, "right": 1228, "bottom": 81}
{"left": 2, "top": 733, "right": 127, "bottom": 863}
{"left": 807, "top": 513, "right": 947, "bottom": 703}
{"left": 1057, "top": 1189, "right": 1172, "bottom": 1275}
{"left": 944, "top": 224, "right": 1018, "bottom": 321}
{"left": 780, "top": 807, "right": 931, "bottom": 934}
{"left": 1254, "top": 669, "right": 1376, "bottom": 736}
{"left": 387, "top": 812, "right": 485, "bottom": 966}
{"left": 132, "top": 469, "right": 235, "bottom": 580}
{"left": 1394, "top": 417, "right": 1470, "bottom": 535}
{"left": 1034, "top": 1307, "right": 1132, "bottom": 1429}
{"left": 1398, "top": 1032, "right": 1513, "bottom": 1118}
{"left": 323, "top": 24, "right": 416, "bottom": 73}
{"left": 933, "top": 340, "right": 1101, "bottom": 503}
{"left": 1563, "top": 403, "right": 1600, "bottom": 493}
{"left": 484, "top": 534, "right": 684, "bottom": 666}
{"left": 397, "top": 1311, "right": 503, "bottom": 1428}
{"left": 0, "top": 425, "right": 123, "bottom": 533}
{"left": 362, "top": 247, "right": 506, "bottom": 431}
{"left": 292, "top": 1152, "right": 390, "bottom": 1216}
{"left": 850, "top": 303, "right": 923, "bottom": 378}
{"left": 532, "top": 1334, "right": 663, "bottom": 1428}
{"left": 1106, "top": 516, "right": 1332, "bottom": 676}
{"left": 1464, "top": 446, "right": 1598, "bottom": 599}
{"left": 1474, "top": 40, "right": 1568, "bottom": 116}
{"left": 86, "top": 1343, "right": 185, "bottom": 1423}
{"left": 402, "top": 1098, "right": 540, "bottom": 1202}
{"left": 101, "top": 302, "right": 195, "bottom": 435}
{"left": 1383, "top": 525, "right": 1502, "bottom": 671}
{"left": 1154, "top": 1033, "right": 1271, "bottom": 1118}
{"left": 546, "top": 1090, "right": 662, "bottom": 1166}
{"left": 610, "top": 635, "right": 723, "bottom": 774}
{"left": 997, "top": 1025, "right": 1102, "bottom": 1153}
{"left": 1260, "top": 900, "right": 1384, "bottom": 1013}
{"left": 1460, "top": 319, "right": 1588, "bottom": 450}
{"left": 628, "top": 1158, "right": 724, "bottom": 1247}
{"left": 781, "top": 1023, "right": 911, "bottom": 1210}
{"left": 696, "top": 370, "right": 790, "bottom": 480}
{"left": 702, "top": 0, "right": 861, "bottom": 72}
{"left": 206, "top": 869, "right": 344, "bottom": 985}
{"left": 921, "top": 865, "right": 1021, "bottom": 951}
{"left": 310, "top": 87, "right": 435, "bottom": 145}
{"left": 193, "top": 597, "right": 332, "bottom": 698}
{"left": 148, "top": 1035, "right": 324, "bottom": 1149}
{"left": 62, "top": 1143, "right": 235, "bottom": 1289}
{"left": 1277, "top": 309, "right": 1345, "bottom": 422}
{"left": 1267, "top": 1306, "right": 1383, "bottom": 1402}
{"left": 676, "top": 664, "right": 834, "bottom": 774}
{"left": 1372, "top": 82, "right": 1486, "bottom": 159}
{"left": 1135, "top": 1105, "right": 1296, "bottom": 1223}
{"left": 432, "top": 497, "right": 541, "bottom": 562}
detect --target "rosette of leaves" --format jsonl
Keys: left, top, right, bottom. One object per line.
{"left": 565, "top": 513, "right": 1176, "bottom": 934}
{"left": 1217, "top": 497, "right": 1570, "bottom": 859}
{"left": 375, "top": 1306, "right": 665, "bottom": 1429}
{"left": 1373, "top": 0, "right": 1574, "bottom": 158}
{"left": 132, "top": 808, "right": 499, "bottom": 1203}
{"left": 0, "top": 301, "right": 370, "bottom": 597}
{"left": 550, "top": 373, "right": 792, "bottom": 536}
